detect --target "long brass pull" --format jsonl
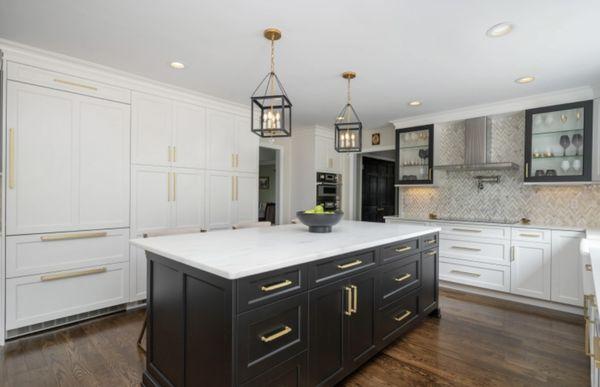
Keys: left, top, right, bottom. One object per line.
{"left": 350, "top": 285, "right": 358, "bottom": 314}
{"left": 53, "top": 78, "right": 98, "bottom": 91}
{"left": 345, "top": 286, "right": 353, "bottom": 316}
{"left": 337, "top": 259, "right": 363, "bottom": 270}
{"left": 595, "top": 338, "right": 600, "bottom": 368}
{"left": 261, "top": 279, "right": 292, "bottom": 292}
{"left": 428, "top": 168, "right": 432, "bottom": 180}
{"left": 232, "top": 154, "right": 235, "bottom": 168}
{"left": 394, "top": 273, "right": 412, "bottom": 282}
{"left": 395, "top": 246, "right": 411, "bottom": 253}
{"left": 451, "top": 228, "right": 482, "bottom": 233}
{"left": 394, "top": 310, "right": 412, "bottom": 322}
{"left": 173, "top": 146, "right": 177, "bottom": 162}
{"left": 173, "top": 173, "right": 177, "bottom": 201}
{"left": 40, "top": 231, "right": 108, "bottom": 242}
{"left": 425, "top": 238, "right": 436, "bottom": 245}
{"left": 41, "top": 267, "right": 107, "bottom": 281}
{"left": 231, "top": 176, "right": 235, "bottom": 201}
{"left": 168, "top": 172, "right": 172, "bottom": 201}
{"left": 260, "top": 325, "right": 292, "bottom": 343}
{"left": 236, "top": 153, "right": 239, "bottom": 168}
{"left": 236, "top": 176, "right": 239, "bottom": 201}
{"left": 450, "top": 269, "right": 481, "bottom": 278}
{"left": 451, "top": 246, "right": 482, "bottom": 252}
{"left": 9, "top": 128, "right": 15, "bottom": 189}
{"left": 426, "top": 250, "right": 437, "bottom": 256}
{"left": 519, "top": 233, "right": 541, "bottom": 238}
{"left": 525, "top": 163, "right": 529, "bottom": 178}
{"left": 586, "top": 319, "right": 592, "bottom": 356}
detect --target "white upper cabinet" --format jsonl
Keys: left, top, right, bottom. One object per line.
{"left": 172, "top": 168, "right": 205, "bottom": 229}
{"left": 551, "top": 231, "right": 585, "bottom": 306}
{"left": 510, "top": 241, "right": 551, "bottom": 300}
{"left": 236, "top": 116, "right": 259, "bottom": 174}
{"left": 6, "top": 81, "right": 130, "bottom": 235}
{"left": 207, "top": 110, "right": 237, "bottom": 171}
{"left": 173, "top": 102, "right": 207, "bottom": 169}
{"left": 132, "top": 165, "right": 172, "bottom": 233}
{"left": 315, "top": 135, "right": 340, "bottom": 173}
{"left": 131, "top": 92, "right": 173, "bottom": 167}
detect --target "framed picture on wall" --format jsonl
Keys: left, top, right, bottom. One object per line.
{"left": 259, "top": 176, "right": 270, "bottom": 190}
{"left": 372, "top": 133, "right": 381, "bottom": 145}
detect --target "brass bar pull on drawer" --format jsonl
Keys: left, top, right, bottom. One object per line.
{"left": 425, "top": 239, "right": 436, "bottom": 245}
{"left": 451, "top": 246, "right": 482, "bottom": 252}
{"left": 41, "top": 267, "right": 107, "bottom": 281}
{"left": 394, "top": 273, "right": 412, "bottom": 282}
{"left": 595, "top": 338, "right": 600, "bottom": 368}
{"left": 519, "top": 233, "right": 541, "bottom": 238}
{"left": 394, "top": 310, "right": 412, "bottom": 322}
{"left": 586, "top": 319, "right": 592, "bottom": 356}
{"left": 350, "top": 285, "right": 358, "bottom": 314}
{"left": 344, "top": 286, "right": 353, "bottom": 316}
{"left": 260, "top": 325, "right": 292, "bottom": 343}
{"left": 337, "top": 259, "right": 363, "bottom": 270}
{"left": 53, "top": 78, "right": 98, "bottom": 91}
{"left": 394, "top": 246, "right": 411, "bottom": 253}
{"left": 40, "top": 231, "right": 108, "bottom": 242}
{"left": 9, "top": 128, "right": 15, "bottom": 189}
{"left": 261, "top": 279, "right": 293, "bottom": 292}
{"left": 426, "top": 250, "right": 437, "bottom": 256}
{"left": 450, "top": 269, "right": 481, "bottom": 278}
{"left": 451, "top": 228, "right": 482, "bottom": 233}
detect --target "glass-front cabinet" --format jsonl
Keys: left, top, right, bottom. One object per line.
{"left": 525, "top": 100, "right": 593, "bottom": 183}
{"left": 395, "top": 124, "right": 434, "bottom": 185}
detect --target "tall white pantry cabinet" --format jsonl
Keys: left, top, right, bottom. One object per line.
{"left": 1, "top": 55, "right": 259, "bottom": 338}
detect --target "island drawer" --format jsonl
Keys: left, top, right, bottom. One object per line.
{"left": 421, "top": 233, "right": 439, "bottom": 250}
{"left": 376, "top": 290, "right": 419, "bottom": 345}
{"left": 237, "top": 293, "right": 308, "bottom": 383}
{"left": 242, "top": 351, "right": 307, "bottom": 387}
{"left": 378, "top": 253, "right": 421, "bottom": 308}
{"left": 309, "top": 249, "right": 376, "bottom": 287}
{"left": 380, "top": 238, "right": 420, "bottom": 265}
{"left": 237, "top": 265, "right": 308, "bottom": 313}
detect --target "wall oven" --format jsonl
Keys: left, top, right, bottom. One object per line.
{"left": 316, "top": 172, "right": 342, "bottom": 211}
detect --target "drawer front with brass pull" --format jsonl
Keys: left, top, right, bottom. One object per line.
{"left": 511, "top": 228, "right": 551, "bottom": 243}
{"left": 439, "top": 223, "right": 510, "bottom": 240}
{"left": 381, "top": 238, "right": 420, "bottom": 265}
{"left": 237, "top": 293, "right": 308, "bottom": 382}
{"left": 439, "top": 237, "right": 510, "bottom": 265}
{"left": 309, "top": 249, "right": 376, "bottom": 287}
{"left": 420, "top": 233, "right": 438, "bottom": 249}
{"left": 378, "top": 253, "right": 421, "bottom": 307}
{"left": 237, "top": 264, "right": 307, "bottom": 313}
{"left": 377, "top": 291, "right": 419, "bottom": 344}
{"left": 439, "top": 258, "right": 510, "bottom": 292}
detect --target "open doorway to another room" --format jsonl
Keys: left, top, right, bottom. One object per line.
{"left": 258, "top": 146, "right": 282, "bottom": 225}
{"left": 358, "top": 150, "right": 397, "bottom": 223}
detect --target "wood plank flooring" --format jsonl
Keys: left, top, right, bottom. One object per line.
{"left": 0, "top": 289, "right": 588, "bottom": 386}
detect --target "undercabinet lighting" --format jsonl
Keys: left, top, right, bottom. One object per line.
{"left": 515, "top": 76, "right": 535, "bottom": 84}
{"left": 486, "top": 22, "right": 514, "bottom": 37}
{"left": 170, "top": 62, "right": 185, "bottom": 69}
{"left": 408, "top": 100, "right": 422, "bottom": 107}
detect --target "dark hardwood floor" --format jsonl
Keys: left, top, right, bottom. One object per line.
{"left": 0, "top": 289, "right": 588, "bottom": 387}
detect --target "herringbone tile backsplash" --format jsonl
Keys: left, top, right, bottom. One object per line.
{"left": 399, "top": 112, "right": 600, "bottom": 228}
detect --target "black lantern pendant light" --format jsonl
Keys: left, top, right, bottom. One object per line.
{"left": 335, "top": 71, "right": 362, "bottom": 152}
{"left": 250, "top": 28, "right": 292, "bottom": 138}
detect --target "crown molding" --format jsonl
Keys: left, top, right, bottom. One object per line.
{"left": 390, "top": 86, "right": 595, "bottom": 129}
{"left": 0, "top": 38, "right": 250, "bottom": 116}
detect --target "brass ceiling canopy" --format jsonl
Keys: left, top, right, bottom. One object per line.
{"left": 342, "top": 71, "right": 356, "bottom": 80}
{"left": 263, "top": 28, "right": 282, "bottom": 41}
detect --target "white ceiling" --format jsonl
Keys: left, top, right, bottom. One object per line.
{"left": 1, "top": 0, "right": 599, "bottom": 129}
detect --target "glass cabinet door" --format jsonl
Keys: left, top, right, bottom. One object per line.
{"left": 525, "top": 100, "right": 593, "bottom": 182}
{"left": 395, "top": 124, "right": 434, "bottom": 185}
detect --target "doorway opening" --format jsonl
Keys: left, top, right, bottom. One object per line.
{"left": 359, "top": 150, "right": 396, "bottom": 223}
{"left": 258, "top": 146, "right": 282, "bottom": 225}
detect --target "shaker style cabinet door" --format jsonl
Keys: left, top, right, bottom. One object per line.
{"left": 510, "top": 242, "right": 551, "bottom": 300}
{"left": 236, "top": 116, "right": 259, "bottom": 174}
{"left": 345, "top": 271, "right": 377, "bottom": 368}
{"left": 207, "top": 109, "right": 237, "bottom": 171}
{"left": 173, "top": 102, "right": 207, "bottom": 169}
{"left": 551, "top": 231, "right": 585, "bottom": 306}
{"left": 235, "top": 173, "right": 259, "bottom": 225}
{"left": 172, "top": 168, "right": 205, "bottom": 229}
{"left": 131, "top": 92, "right": 173, "bottom": 167}
{"left": 131, "top": 165, "right": 173, "bottom": 233}
{"left": 205, "top": 171, "right": 234, "bottom": 229}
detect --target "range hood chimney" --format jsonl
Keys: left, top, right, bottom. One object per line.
{"left": 435, "top": 117, "right": 519, "bottom": 171}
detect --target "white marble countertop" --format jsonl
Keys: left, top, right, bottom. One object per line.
{"left": 130, "top": 221, "right": 441, "bottom": 280}
{"left": 384, "top": 216, "right": 585, "bottom": 232}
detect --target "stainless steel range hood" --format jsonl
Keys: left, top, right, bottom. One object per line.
{"left": 434, "top": 116, "right": 519, "bottom": 171}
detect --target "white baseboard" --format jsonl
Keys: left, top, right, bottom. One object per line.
{"left": 441, "top": 281, "right": 583, "bottom": 316}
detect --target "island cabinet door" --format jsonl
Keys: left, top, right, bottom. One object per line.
{"left": 345, "top": 271, "right": 378, "bottom": 369}
{"left": 420, "top": 248, "right": 439, "bottom": 314}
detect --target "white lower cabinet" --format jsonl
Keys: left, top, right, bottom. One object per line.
{"left": 551, "top": 231, "right": 585, "bottom": 306}
{"left": 510, "top": 241, "right": 551, "bottom": 300}
{"left": 440, "top": 258, "right": 510, "bottom": 292}
{"left": 6, "top": 262, "right": 129, "bottom": 330}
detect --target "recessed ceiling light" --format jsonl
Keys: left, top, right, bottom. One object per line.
{"left": 170, "top": 62, "right": 185, "bottom": 69}
{"left": 515, "top": 76, "right": 535, "bottom": 84}
{"left": 408, "top": 100, "right": 422, "bottom": 107}
{"left": 486, "top": 22, "right": 514, "bottom": 37}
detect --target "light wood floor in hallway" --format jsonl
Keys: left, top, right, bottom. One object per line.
{"left": 0, "top": 289, "right": 588, "bottom": 386}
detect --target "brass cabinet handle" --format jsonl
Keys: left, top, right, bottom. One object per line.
{"left": 394, "top": 310, "right": 412, "bottom": 322}
{"left": 595, "top": 338, "right": 600, "bottom": 368}
{"left": 451, "top": 228, "right": 482, "bottom": 233}
{"left": 350, "top": 285, "right": 358, "bottom": 314}
{"left": 337, "top": 259, "right": 363, "bottom": 270}
{"left": 53, "top": 78, "right": 98, "bottom": 91}
{"left": 232, "top": 154, "right": 235, "bottom": 168}
{"left": 173, "top": 146, "right": 177, "bottom": 162}
{"left": 425, "top": 239, "right": 436, "bottom": 245}
{"left": 173, "top": 173, "right": 177, "bottom": 201}
{"left": 426, "top": 250, "right": 437, "bottom": 256}
{"left": 519, "top": 233, "right": 541, "bottom": 238}
{"left": 586, "top": 319, "right": 592, "bottom": 356}
{"left": 260, "top": 325, "right": 292, "bottom": 343}
{"left": 344, "top": 286, "right": 353, "bottom": 316}
{"left": 168, "top": 172, "right": 172, "bottom": 201}
{"left": 231, "top": 176, "right": 235, "bottom": 201}
{"left": 9, "top": 128, "right": 15, "bottom": 189}
{"left": 41, "top": 267, "right": 107, "bottom": 281}
{"left": 395, "top": 246, "right": 411, "bottom": 253}
{"left": 525, "top": 162, "right": 529, "bottom": 178}
{"left": 261, "top": 279, "right": 293, "bottom": 292}
{"left": 236, "top": 176, "right": 239, "bottom": 201}
{"left": 236, "top": 153, "right": 239, "bottom": 168}
{"left": 40, "top": 231, "right": 108, "bottom": 242}
{"left": 428, "top": 168, "right": 432, "bottom": 180}
{"left": 450, "top": 269, "right": 481, "bottom": 278}
{"left": 451, "top": 246, "right": 482, "bottom": 252}
{"left": 586, "top": 264, "right": 593, "bottom": 272}
{"left": 394, "top": 273, "right": 412, "bottom": 282}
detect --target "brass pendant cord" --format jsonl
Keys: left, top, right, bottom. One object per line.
{"left": 270, "top": 37, "right": 276, "bottom": 95}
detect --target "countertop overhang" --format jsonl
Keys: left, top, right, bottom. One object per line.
{"left": 130, "top": 221, "right": 440, "bottom": 280}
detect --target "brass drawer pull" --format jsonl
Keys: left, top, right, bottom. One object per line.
{"left": 450, "top": 269, "right": 481, "bottom": 278}
{"left": 426, "top": 251, "right": 437, "bottom": 256}
{"left": 345, "top": 286, "right": 353, "bottom": 316}
{"left": 261, "top": 279, "right": 293, "bottom": 292}
{"left": 394, "top": 246, "right": 411, "bottom": 253}
{"left": 519, "top": 233, "right": 541, "bottom": 238}
{"left": 350, "top": 285, "right": 358, "bottom": 314}
{"left": 40, "top": 231, "right": 108, "bottom": 242}
{"left": 41, "top": 267, "right": 107, "bottom": 281}
{"left": 53, "top": 78, "right": 98, "bottom": 91}
{"left": 425, "top": 239, "right": 436, "bottom": 245}
{"left": 394, "top": 310, "right": 412, "bottom": 322}
{"left": 260, "top": 325, "right": 292, "bottom": 343}
{"left": 337, "top": 259, "right": 363, "bottom": 270}
{"left": 394, "top": 273, "right": 412, "bottom": 282}
{"left": 586, "top": 264, "right": 593, "bottom": 272}
{"left": 451, "top": 246, "right": 482, "bottom": 252}
{"left": 451, "top": 228, "right": 482, "bottom": 233}
{"left": 586, "top": 319, "right": 592, "bottom": 356}
{"left": 595, "top": 338, "right": 600, "bottom": 368}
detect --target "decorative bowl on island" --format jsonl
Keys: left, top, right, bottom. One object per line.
{"left": 296, "top": 208, "right": 343, "bottom": 233}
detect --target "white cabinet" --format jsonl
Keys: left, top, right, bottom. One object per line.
{"left": 315, "top": 135, "right": 340, "bottom": 173}
{"left": 172, "top": 168, "right": 205, "bottom": 228}
{"left": 6, "top": 80, "right": 130, "bottom": 235}
{"left": 205, "top": 171, "right": 258, "bottom": 229}
{"left": 235, "top": 173, "right": 259, "bottom": 224}
{"left": 551, "top": 231, "right": 585, "bottom": 306}
{"left": 173, "top": 102, "right": 207, "bottom": 169}
{"left": 236, "top": 116, "right": 259, "bottom": 173}
{"left": 207, "top": 109, "right": 258, "bottom": 173}
{"left": 510, "top": 241, "right": 551, "bottom": 300}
